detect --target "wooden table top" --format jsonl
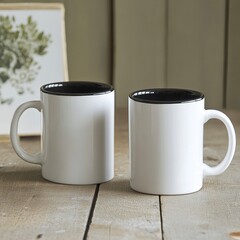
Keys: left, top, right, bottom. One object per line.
{"left": 1, "top": 108, "right": 240, "bottom": 240}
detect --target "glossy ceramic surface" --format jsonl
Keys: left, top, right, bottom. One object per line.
{"left": 129, "top": 90, "right": 236, "bottom": 195}
{"left": 130, "top": 88, "right": 204, "bottom": 104}
{"left": 11, "top": 82, "right": 115, "bottom": 185}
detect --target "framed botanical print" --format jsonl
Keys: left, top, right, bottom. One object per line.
{"left": 0, "top": 3, "right": 68, "bottom": 135}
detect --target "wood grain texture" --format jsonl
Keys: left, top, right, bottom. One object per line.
{"left": 226, "top": 0, "right": 240, "bottom": 109}
{"left": 0, "top": 138, "right": 96, "bottom": 240}
{"left": 167, "top": 0, "right": 226, "bottom": 108}
{"left": 161, "top": 111, "right": 240, "bottom": 239}
{"left": 1, "top": 109, "right": 240, "bottom": 239}
{"left": 87, "top": 108, "right": 162, "bottom": 239}
{"left": 114, "top": 0, "right": 167, "bottom": 107}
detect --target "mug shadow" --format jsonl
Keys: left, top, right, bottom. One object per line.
{"left": 100, "top": 176, "right": 136, "bottom": 195}
{"left": 0, "top": 166, "right": 46, "bottom": 184}
{"left": 0, "top": 166, "right": 132, "bottom": 191}
{"left": 1, "top": 167, "right": 142, "bottom": 195}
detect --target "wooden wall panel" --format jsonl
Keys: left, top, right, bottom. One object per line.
{"left": 64, "top": 0, "right": 111, "bottom": 83}
{"left": 167, "top": 0, "right": 226, "bottom": 108}
{"left": 2, "top": 0, "right": 240, "bottom": 108}
{"left": 226, "top": 0, "right": 240, "bottom": 109}
{"left": 114, "top": 0, "right": 167, "bottom": 107}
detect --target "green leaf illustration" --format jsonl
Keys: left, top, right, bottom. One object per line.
{"left": 0, "top": 15, "right": 52, "bottom": 105}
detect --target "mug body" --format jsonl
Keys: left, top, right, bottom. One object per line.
{"left": 41, "top": 82, "right": 114, "bottom": 184}
{"left": 11, "top": 85, "right": 235, "bottom": 188}
{"left": 129, "top": 89, "right": 205, "bottom": 195}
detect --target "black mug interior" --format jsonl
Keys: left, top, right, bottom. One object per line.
{"left": 41, "top": 81, "right": 114, "bottom": 96}
{"left": 129, "top": 88, "right": 204, "bottom": 104}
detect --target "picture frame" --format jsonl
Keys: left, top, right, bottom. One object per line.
{"left": 0, "top": 3, "right": 68, "bottom": 136}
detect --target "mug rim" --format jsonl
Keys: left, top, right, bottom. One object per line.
{"left": 129, "top": 88, "right": 205, "bottom": 104}
{"left": 41, "top": 81, "right": 114, "bottom": 96}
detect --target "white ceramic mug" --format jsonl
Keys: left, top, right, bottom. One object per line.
{"left": 129, "top": 88, "right": 236, "bottom": 195}
{"left": 11, "top": 81, "right": 115, "bottom": 185}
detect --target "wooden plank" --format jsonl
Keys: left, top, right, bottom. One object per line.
{"left": 0, "top": 137, "right": 96, "bottom": 240}
{"left": 167, "top": 0, "right": 226, "bottom": 108}
{"left": 161, "top": 111, "right": 240, "bottom": 239}
{"left": 226, "top": 0, "right": 240, "bottom": 109}
{"left": 87, "top": 108, "right": 162, "bottom": 239}
{"left": 114, "top": 0, "right": 167, "bottom": 107}
{"left": 2, "top": 109, "right": 240, "bottom": 239}
{"left": 0, "top": 135, "right": 10, "bottom": 143}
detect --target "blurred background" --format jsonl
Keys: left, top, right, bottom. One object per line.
{"left": 2, "top": 0, "right": 239, "bottom": 108}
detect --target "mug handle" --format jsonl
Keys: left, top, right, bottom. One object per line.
{"left": 203, "top": 110, "right": 236, "bottom": 176}
{"left": 10, "top": 101, "right": 43, "bottom": 165}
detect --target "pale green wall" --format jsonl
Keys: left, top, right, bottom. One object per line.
{"left": 1, "top": 0, "right": 239, "bottom": 108}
